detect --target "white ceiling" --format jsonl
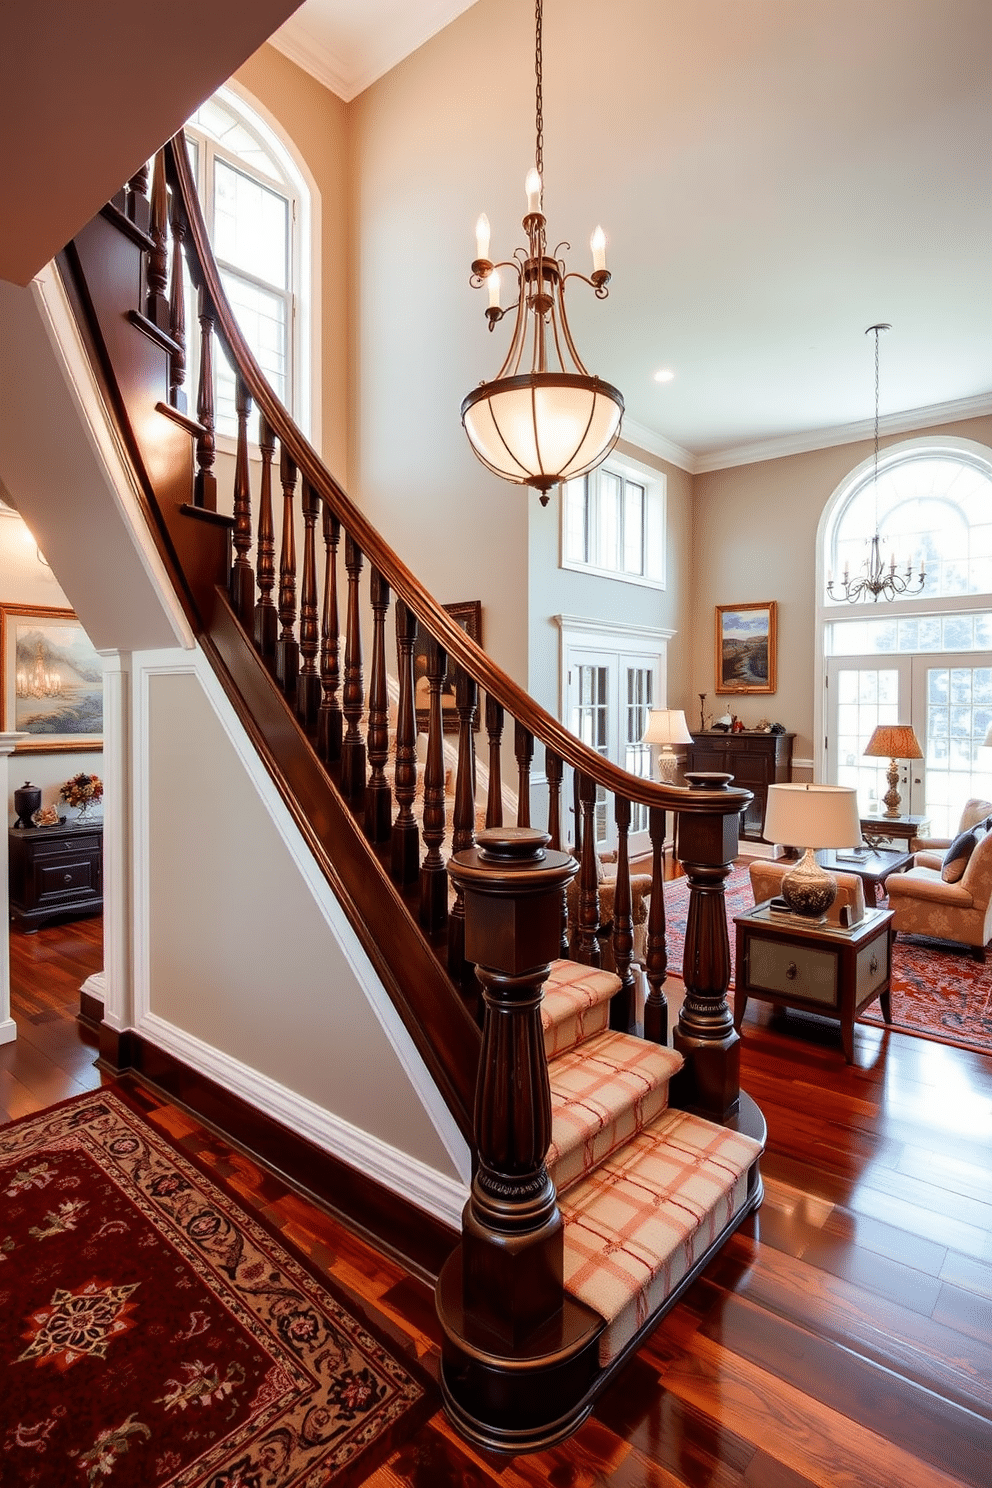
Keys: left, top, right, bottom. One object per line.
{"left": 271, "top": 0, "right": 992, "bottom": 470}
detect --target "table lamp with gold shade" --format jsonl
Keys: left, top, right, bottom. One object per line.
{"left": 763, "top": 783, "right": 863, "bottom": 920}
{"left": 642, "top": 708, "right": 694, "bottom": 783}
{"left": 863, "top": 723, "right": 923, "bottom": 818}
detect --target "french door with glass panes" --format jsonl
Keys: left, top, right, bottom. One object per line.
{"left": 825, "top": 654, "right": 992, "bottom": 838}
{"left": 565, "top": 647, "right": 658, "bottom": 853}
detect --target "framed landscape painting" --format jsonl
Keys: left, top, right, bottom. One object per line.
{"left": 715, "top": 601, "right": 777, "bottom": 694}
{"left": 0, "top": 604, "right": 103, "bottom": 751}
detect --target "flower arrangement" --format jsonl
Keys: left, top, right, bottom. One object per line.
{"left": 59, "top": 772, "right": 103, "bottom": 818}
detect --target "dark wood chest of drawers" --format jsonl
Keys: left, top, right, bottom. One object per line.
{"left": 8, "top": 822, "right": 103, "bottom": 930}
{"left": 685, "top": 731, "right": 795, "bottom": 840}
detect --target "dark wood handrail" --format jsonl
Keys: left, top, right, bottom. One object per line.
{"left": 164, "top": 136, "right": 748, "bottom": 824}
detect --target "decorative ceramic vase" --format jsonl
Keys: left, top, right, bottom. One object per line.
{"left": 13, "top": 782, "right": 41, "bottom": 829}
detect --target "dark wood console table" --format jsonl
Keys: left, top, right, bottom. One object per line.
{"left": 8, "top": 822, "right": 103, "bottom": 931}
{"left": 685, "top": 731, "right": 794, "bottom": 840}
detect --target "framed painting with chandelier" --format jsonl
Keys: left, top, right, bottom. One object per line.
{"left": 0, "top": 604, "right": 103, "bottom": 751}
{"left": 715, "top": 601, "right": 777, "bottom": 695}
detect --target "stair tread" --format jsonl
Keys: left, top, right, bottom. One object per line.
{"left": 548, "top": 1031, "right": 683, "bottom": 1194}
{"left": 560, "top": 1108, "right": 763, "bottom": 1365}
{"left": 542, "top": 959, "right": 621, "bottom": 1060}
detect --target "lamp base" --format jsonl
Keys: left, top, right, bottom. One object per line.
{"left": 881, "top": 758, "right": 903, "bottom": 817}
{"left": 780, "top": 848, "right": 838, "bottom": 919}
{"left": 656, "top": 747, "right": 680, "bottom": 784}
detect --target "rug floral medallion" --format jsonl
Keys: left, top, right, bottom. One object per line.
{"left": 0, "top": 1091, "right": 432, "bottom": 1487}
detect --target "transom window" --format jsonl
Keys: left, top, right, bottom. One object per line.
{"left": 562, "top": 463, "right": 665, "bottom": 586}
{"left": 184, "top": 91, "right": 308, "bottom": 438}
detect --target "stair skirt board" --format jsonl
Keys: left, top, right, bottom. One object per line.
{"left": 93, "top": 1013, "right": 461, "bottom": 1282}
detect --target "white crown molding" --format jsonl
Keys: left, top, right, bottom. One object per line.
{"left": 619, "top": 418, "right": 696, "bottom": 473}
{"left": 271, "top": 1, "right": 480, "bottom": 102}
{"left": 693, "top": 392, "right": 992, "bottom": 475}
{"left": 268, "top": 28, "right": 353, "bottom": 100}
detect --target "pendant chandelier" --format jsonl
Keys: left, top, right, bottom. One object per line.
{"left": 827, "top": 324, "right": 926, "bottom": 603}
{"left": 461, "top": 0, "right": 624, "bottom": 503}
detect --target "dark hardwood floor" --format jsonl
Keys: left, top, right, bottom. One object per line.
{"left": 4, "top": 912, "right": 991, "bottom": 1485}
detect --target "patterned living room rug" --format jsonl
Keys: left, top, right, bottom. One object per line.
{"left": 0, "top": 1090, "right": 434, "bottom": 1487}
{"left": 663, "top": 866, "right": 992, "bottom": 1057}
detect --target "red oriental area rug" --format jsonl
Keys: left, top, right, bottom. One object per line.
{"left": 663, "top": 866, "right": 992, "bottom": 1057}
{"left": 0, "top": 1091, "right": 433, "bottom": 1487}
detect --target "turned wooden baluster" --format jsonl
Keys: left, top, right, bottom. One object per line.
{"left": 340, "top": 535, "right": 366, "bottom": 801}
{"left": 545, "top": 749, "right": 570, "bottom": 958}
{"left": 670, "top": 774, "right": 742, "bottom": 1120}
{"left": 447, "top": 668, "right": 479, "bottom": 983}
{"left": 643, "top": 806, "right": 669, "bottom": 1046}
{"left": 123, "top": 163, "right": 150, "bottom": 231}
{"left": 230, "top": 377, "right": 255, "bottom": 628}
{"left": 515, "top": 720, "right": 533, "bottom": 828}
{"left": 253, "top": 414, "right": 277, "bottom": 657}
{"left": 146, "top": 151, "right": 170, "bottom": 331}
{"left": 297, "top": 482, "right": 321, "bottom": 725}
{"left": 610, "top": 795, "right": 636, "bottom": 1033}
{"left": 391, "top": 600, "right": 420, "bottom": 883}
{"left": 193, "top": 286, "right": 217, "bottom": 510}
{"left": 571, "top": 772, "right": 601, "bottom": 968}
{"left": 485, "top": 695, "right": 504, "bottom": 828}
{"left": 168, "top": 203, "right": 187, "bottom": 412}
{"left": 275, "top": 446, "right": 299, "bottom": 695}
{"left": 317, "top": 508, "right": 342, "bottom": 762}
{"left": 364, "top": 568, "right": 392, "bottom": 842}
{"left": 419, "top": 634, "right": 448, "bottom": 930}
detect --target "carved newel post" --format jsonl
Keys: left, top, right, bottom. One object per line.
{"left": 437, "top": 827, "right": 602, "bottom": 1451}
{"left": 671, "top": 771, "right": 746, "bottom": 1121}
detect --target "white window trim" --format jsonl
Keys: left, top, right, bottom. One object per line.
{"left": 814, "top": 433, "right": 992, "bottom": 780}
{"left": 559, "top": 452, "right": 667, "bottom": 589}
{"left": 187, "top": 81, "right": 319, "bottom": 449}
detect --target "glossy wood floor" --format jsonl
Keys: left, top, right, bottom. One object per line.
{"left": 4, "top": 913, "right": 992, "bottom": 1486}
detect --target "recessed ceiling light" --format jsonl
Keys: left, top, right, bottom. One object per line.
{"left": 653, "top": 369, "right": 675, "bottom": 383}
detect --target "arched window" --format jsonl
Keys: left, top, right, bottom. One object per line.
{"left": 818, "top": 439, "right": 992, "bottom": 837}
{"left": 184, "top": 88, "right": 312, "bottom": 439}
{"left": 827, "top": 448, "right": 992, "bottom": 600}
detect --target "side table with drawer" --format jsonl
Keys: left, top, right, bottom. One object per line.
{"left": 8, "top": 822, "right": 104, "bottom": 931}
{"left": 733, "top": 902, "right": 893, "bottom": 1063}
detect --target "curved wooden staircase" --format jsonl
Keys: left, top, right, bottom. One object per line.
{"left": 54, "top": 141, "right": 765, "bottom": 1452}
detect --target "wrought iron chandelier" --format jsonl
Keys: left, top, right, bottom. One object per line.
{"left": 461, "top": 0, "right": 624, "bottom": 503}
{"left": 827, "top": 324, "right": 926, "bottom": 603}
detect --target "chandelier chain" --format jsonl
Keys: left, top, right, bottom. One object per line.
{"left": 873, "top": 323, "right": 880, "bottom": 485}
{"left": 534, "top": 0, "right": 544, "bottom": 181}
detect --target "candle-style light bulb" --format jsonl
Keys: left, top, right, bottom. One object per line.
{"left": 475, "top": 213, "right": 491, "bottom": 262}
{"left": 488, "top": 270, "right": 501, "bottom": 310}
{"left": 525, "top": 168, "right": 542, "bottom": 213}
{"left": 591, "top": 225, "right": 607, "bottom": 273}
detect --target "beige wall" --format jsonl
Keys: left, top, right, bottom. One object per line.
{"left": 145, "top": 667, "right": 462, "bottom": 1179}
{"left": 233, "top": 44, "right": 351, "bottom": 485}
{"left": 691, "top": 413, "right": 992, "bottom": 764}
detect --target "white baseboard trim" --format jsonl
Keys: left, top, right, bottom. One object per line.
{"left": 81, "top": 971, "right": 106, "bottom": 1001}
{"left": 0, "top": 1018, "right": 16, "bottom": 1046}
{"left": 137, "top": 1011, "right": 470, "bottom": 1231}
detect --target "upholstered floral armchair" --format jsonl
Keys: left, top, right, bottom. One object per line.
{"left": 887, "top": 813, "right": 992, "bottom": 960}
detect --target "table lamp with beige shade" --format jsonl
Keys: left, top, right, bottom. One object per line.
{"left": 763, "top": 783, "right": 863, "bottom": 920}
{"left": 863, "top": 723, "right": 923, "bottom": 818}
{"left": 641, "top": 708, "right": 694, "bottom": 783}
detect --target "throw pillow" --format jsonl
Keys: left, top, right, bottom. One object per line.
{"left": 941, "top": 825, "right": 983, "bottom": 883}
